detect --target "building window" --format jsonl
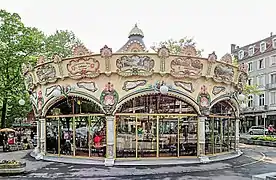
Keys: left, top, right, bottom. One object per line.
{"left": 238, "top": 50, "right": 244, "bottom": 60}
{"left": 258, "top": 59, "right": 265, "bottom": 69}
{"left": 273, "top": 38, "right": 276, "bottom": 49}
{"left": 271, "top": 92, "right": 276, "bottom": 105}
{"left": 259, "top": 94, "right": 265, "bottom": 106}
{"left": 271, "top": 74, "right": 276, "bottom": 84}
{"left": 248, "top": 78, "right": 252, "bottom": 86}
{"left": 248, "top": 95, "right": 253, "bottom": 108}
{"left": 248, "top": 62, "right": 253, "bottom": 72}
{"left": 257, "top": 75, "right": 265, "bottom": 88}
{"left": 271, "top": 55, "right": 276, "bottom": 66}
{"left": 260, "top": 42, "right": 266, "bottom": 52}
{"left": 248, "top": 46, "right": 254, "bottom": 56}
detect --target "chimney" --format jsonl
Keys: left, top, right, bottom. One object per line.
{"left": 231, "top": 44, "right": 237, "bottom": 53}
{"left": 271, "top": 32, "right": 273, "bottom": 37}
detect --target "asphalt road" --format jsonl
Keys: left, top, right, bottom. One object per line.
{"left": 1, "top": 144, "right": 276, "bottom": 180}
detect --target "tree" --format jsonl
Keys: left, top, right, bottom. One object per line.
{"left": 0, "top": 10, "right": 84, "bottom": 128}
{"left": 0, "top": 10, "right": 45, "bottom": 128}
{"left": 151, "top": 37, "right": 203, "bottom": 56}
{"left": 43, "top": 30, "right": 82, "bottom": 59}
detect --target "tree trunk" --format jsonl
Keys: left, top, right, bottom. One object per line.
{"left": 1, "top": 98, "right": 7, "bottom": 128}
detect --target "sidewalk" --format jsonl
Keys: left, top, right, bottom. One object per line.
{"left": 0, "top": 150, "right": 52, "bottom": 173}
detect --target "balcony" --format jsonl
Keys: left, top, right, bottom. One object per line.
{"left": 266, "top": 83, "right": 276, "bottom": 90}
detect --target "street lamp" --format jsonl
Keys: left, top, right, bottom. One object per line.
{"left": 238, "top": 94, "right": 245, "bottom": 101}
{"left": 237, "top": 93, "right": 247, "bottom": 133}
{"left": 19, "top": 99, "right": 25, "bottom": 141}
{"left": 52, "top": 88, "right": 62, "bottom": 97}
{"left": 19, "top": 99, "right": 25, "bottom": 106}
{"left": 160, "top": 85, "right": 169, "bottom": 95}
{"left": 240, "top": 103, "right": 247, "bottom": 109}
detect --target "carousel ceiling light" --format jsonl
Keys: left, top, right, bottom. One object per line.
{"left": 18, "top": 99, "right": 25, "bottom": 106}
{"left": 238, "top": 94, "right": 245, "bottom": 101}
{"left": 52, "top": 88, "right": 62, "bottom": 97}
{"left": 160, "top": 85, "right": 169, "bottom": 95}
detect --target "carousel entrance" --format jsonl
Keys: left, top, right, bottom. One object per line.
{"left": 115, "top": 94, "right": 198, "bottom": 159}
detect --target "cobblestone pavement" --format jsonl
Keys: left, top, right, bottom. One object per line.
{"left": 1, "top": 144, "right": 276, "bottom": 180}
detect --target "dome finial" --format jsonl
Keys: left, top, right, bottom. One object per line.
{"left": 128, "top": 23, "right": 144, "bottom": 38}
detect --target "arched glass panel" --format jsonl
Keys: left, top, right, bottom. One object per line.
{"left": 116, "top": 94, "right": 198, "bottom": 158}
{"left": 45, "top": 97, "right": 106, "bottom": 158}
{"left": 206, "top": 100, "right": 236, "bottom": 154}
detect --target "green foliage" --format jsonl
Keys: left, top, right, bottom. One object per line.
{"left": 251, "top": 136, "right": 276, "bottom": 141}
{"left": 0, "top": 9, "right": 45, "bottom": 127}
{"left": 0, "top": 9, "right": 83, "bottom": 127}
{"left": 42, "top": 30, "right": 82, "bottom": 59}
{"left": 243, "top": 84, "right": 260, "bottom": 96}
{"left": 151, "top": 37, "right": 203, "bottom": 56}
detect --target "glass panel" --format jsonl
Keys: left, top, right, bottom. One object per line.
{"left": 59, "top": 117, "right": 74, "bottom": 155}
{"left": 214, "top": 118, "right": 222, "bottom": 153}
{"left": 90, "top": 116, "right": 106, "bottom": 157}
{"left": 230, "top": 119, "right": 236, "bottom": 150}
{"left": 46, "top": 118, "right": 58, "bottom": 154}
{"left": 222, "top": 118, "right": 230, "bottom": 152}
{"left": 205, "top": 117, "right": 214, "bottom": 154}
{"left": 116, "top": 115, "right": 136, "bottom": 158}
{"left": 179, "top": 116, "right": 197, "bottom": 156}
{"left": 75, "top": 116, "right": 89, "bottom": 157}
{"left": 118, "top": 94, "right": 197, "bottom": 114}
{"left": 159, "top": 116, "right": 178, "bottom": 157}
{"left": 137, "top": 115, "right": 157, "bottom": 157}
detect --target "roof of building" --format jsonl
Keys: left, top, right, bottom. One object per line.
{"left": 117, "top": 24, "right": 147, "bottom": 52}
{"left": 231, "top": 33, "right": 276, "bottom": 61}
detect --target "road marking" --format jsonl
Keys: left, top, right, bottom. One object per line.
{"left": 234, "top": 152, "right": 266, "bottom": 168}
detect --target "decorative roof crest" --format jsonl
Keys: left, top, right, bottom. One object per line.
{"left": 72, "top": 44, "right": 91, "bottom": 56}
{"left": 220, "top": 53, "right": 232, "bottom": 64}
{"left": 180, "top": 45, "right": 197, "bottom": 56}
{"left": 128, "top": 23, "right": 144, "bottom": 38}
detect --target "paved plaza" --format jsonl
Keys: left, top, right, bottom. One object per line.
{"left": 0, "top": 144, "right": 276, "bottom": 179}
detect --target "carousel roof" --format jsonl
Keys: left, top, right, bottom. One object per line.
{"left": 117, "top": 24, "right": 146, "bottom": 52}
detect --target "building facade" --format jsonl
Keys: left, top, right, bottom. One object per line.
{"left": 23, "top": 25, "right": 246, "bottom": 166}
{"left": 231, "top": 33, "right": 276, "bottom": 131}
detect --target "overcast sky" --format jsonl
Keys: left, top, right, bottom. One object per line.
{"left": 1, "top": 0, "right": 275, "bottom": 58}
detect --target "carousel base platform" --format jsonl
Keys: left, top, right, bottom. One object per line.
{"left": 30, "top": 149, "right": 242, "bottom": 166}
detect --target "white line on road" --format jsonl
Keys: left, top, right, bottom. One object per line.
{"left": 235, "top": 152, "right": 266, "bottom": 168}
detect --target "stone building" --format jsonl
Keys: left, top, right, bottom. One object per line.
{"left": 231, "top": 33, "right": 276, "bottom": 131}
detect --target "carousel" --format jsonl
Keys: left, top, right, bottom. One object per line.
{"left": 22, "top": 24, "right": 248, "bottom": 166}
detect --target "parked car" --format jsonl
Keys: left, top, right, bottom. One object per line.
{"left": 248, "top": 126, "right": 268, "bottom": 135}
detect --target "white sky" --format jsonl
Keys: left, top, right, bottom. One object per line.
{"left": 1, "top": 0, "right": 275, "bottom": 58}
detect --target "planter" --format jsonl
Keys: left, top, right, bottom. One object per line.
{"left": 254, "top": 140, "right": 262, "bottom": 145}
{"left": 262, "top": 141, "right": 270, "bottom": 146}
{"left": 0, "top": 160, "right": 26, "bottom": 174}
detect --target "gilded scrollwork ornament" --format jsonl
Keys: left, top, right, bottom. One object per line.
{"left": 36, "top": 64, "right": 57, "bottom": 84}
{"left": 100, "top": 45, "right": 113, "bottom": 75}
{"left": 197, "top": 85, "right": 211, "bottom": 115}
{"left": 52, "top": 54, "right": 64, "bottom": 79}
{"left": 122, "top": 80, "right": 147, "bottom": 91}
{"left": 213, "top": 64, "right": 234, "bottom": 83}
{"left": 220, "top": 53, "right": 232, "bottom": 64}
{"left": 170, "top": 57, "right": 203, "bottom": 78}
{"left": 180, "top": 45, "right": 197, "bottom": 56}
{"left": 116, "top": 55, "right": 155, "bottom": 77}
{"left": 72, "top": 44, "right": 91, "bottom": 56}
{"left": 157, "top": 45, "right": 170, "bottom": 73}
{"left": 100, "top": 82, "right": 119, "bottom": 115}
{"left": 206, "top": 51, "right": 217, "bottom": 76}
{"left": 67, "top": 57, "right": 100, "bottom": 79}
